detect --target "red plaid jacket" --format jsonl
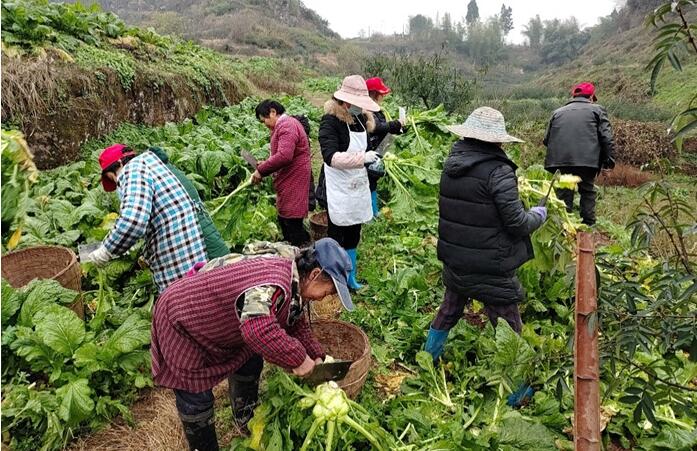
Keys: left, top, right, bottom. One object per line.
{"left": 257, "top": 115, "right": 311, "bottom": 219}
{"left": 151, "top": 256, "right": 324, "bottom": 392}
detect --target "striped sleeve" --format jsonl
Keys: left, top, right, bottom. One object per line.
{"left": 103, "top": 160, "right": 154, "bottom": 255}
{"left": 238, "top": 288, "right": 307, "bottom": 369}
{"left": 287, "top": 316, "right": 325, "bottom": 361}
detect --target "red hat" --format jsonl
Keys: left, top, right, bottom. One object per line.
{"left": 99, "top": 144, "right": 135, "bottom": 192}
{"left": 571, "top": 82, "right": 597, "bottom": 100}
{"left": 365, "top": 77, "right": 391, "bottom": 95}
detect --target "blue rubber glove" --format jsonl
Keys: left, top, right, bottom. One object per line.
{"left": 530, "top": 206, "right": 547, "bottom": 222}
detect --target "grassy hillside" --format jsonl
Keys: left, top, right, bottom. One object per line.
{"left": 532, "top": 12, "right": 697, "bottom": 114}
{"left": 1, "top": 0, "right": 306, "bottom": 168}
{"left": 65, "top": 0, "right": 340, "bottom": 57}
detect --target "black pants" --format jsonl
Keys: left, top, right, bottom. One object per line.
{"left": 432, "top": 288, "right": 523, "bottom": 334}
{"left": 552, "top": 166, "right": 597, "bottom": 226}
{"left": 174, "top": 355, "right": 263, "bottom": 426}
{"left": 327, "top": 216, "right": 362, "bottom": 249}
{"left": 278, "top": 216, "right": 311, "bottom": 247}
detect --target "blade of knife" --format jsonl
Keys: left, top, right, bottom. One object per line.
{"left": 539, "top": 170, "right": 560, "bottom": 207}
{"left": 241, "top": 150, "right": 258, "bottom": 169}
{"left": 375, "top": 134, "right": 395, "bottom": 157}
{"left": 77, "top": 243, "right": 101, "bottom": 261}
{"left": 304, "top": 360, "right": 353, "bottom": 385}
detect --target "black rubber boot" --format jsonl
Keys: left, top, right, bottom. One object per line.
{"left": 228, "top": 373, "right": 260, "bottom": 428}
{"left": 180, "top": 410, "right": 219, "bottom": 451}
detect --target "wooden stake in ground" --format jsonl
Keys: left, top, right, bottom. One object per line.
{"left": 574, "top": 232, "right": 600, "bottom": 451}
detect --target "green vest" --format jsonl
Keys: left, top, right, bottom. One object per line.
{"left": 149, "top": 147, "right": 229, "bottom": 259}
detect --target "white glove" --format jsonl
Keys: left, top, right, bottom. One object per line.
{"left": 83, "top": 245, "right": 113, "bottom": 265}
{"left": 364, "top": 151, "right": 379, "bottom": 164}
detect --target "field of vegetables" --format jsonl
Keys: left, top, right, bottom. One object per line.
{"left": 2, "top": 81, "right": 697, "bottom": 450}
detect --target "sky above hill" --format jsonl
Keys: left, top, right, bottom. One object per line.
{"left": 303, "top": 0, "right": 621, "bottom": 44}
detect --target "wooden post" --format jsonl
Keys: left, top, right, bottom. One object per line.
{"left": 574, "top": 232, "right": 600, "bottom": 451}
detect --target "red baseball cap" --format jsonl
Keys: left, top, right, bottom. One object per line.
{"left": 365, "top": 77, "right": 391, "bottom": 95}
{"left": 571, "top": 82, "right": 597, "bottom": 101}
{"left": 99, "top": 144, "right": 135, "bottom": 192}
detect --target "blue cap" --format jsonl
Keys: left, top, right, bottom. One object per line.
{"left": 314, "top": 238, "right": 354, "bottom": 311}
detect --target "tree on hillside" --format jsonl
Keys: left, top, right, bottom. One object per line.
{"left": 500, "top": 4, "right": 513, "bottom": 36}
{"left": 409, "top": 14, "right": 434, "bottom": 36}
{"left": 466, "top": 0, "right": 480, "bottom": 26}
{"left": 467, "top": 18, "right": 505, "bottom": 67}
{"left": 522, "top": 14, "right": 543, "bottom": 48}
{"left": 538, "top": 17, "right": 590, "bottom": 65}
{"left": 363, "top": 52, "right": 474, "bottom": 113}
{"left": 442, "top": 12, "right": 453, "bottom": 34}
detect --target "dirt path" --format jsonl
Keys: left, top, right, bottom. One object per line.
{"left": 67, "top": 382, "right": 237, "bottom": 451}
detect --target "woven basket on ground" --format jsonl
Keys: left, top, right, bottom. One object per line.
{"left": 311, "top": 319, "right": 371, "bottom": 399}
{"left": 1, "top": 246, "right": 84, "bottom": 318}
{"left": 309, "top": 294, "right": 342, "bottom": 320}
{"left": 309, "top": 211, "right": 328, "bottom": 241}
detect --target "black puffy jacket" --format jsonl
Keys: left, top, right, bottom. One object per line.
{"left": 437, "top": 139, "right": 543, "bottom": 304}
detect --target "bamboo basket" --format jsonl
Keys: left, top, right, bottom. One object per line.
{"left": 1, "top": 246, "right": 84, "bottom": 319}
{"left": 311, "top": 319, "right": 371, "bottom": 399}
{"left": 309, "top": 294, "right": 342, "bottom": 320}
{"left": 309, "top": 210, "right": 328, "bottom": 241}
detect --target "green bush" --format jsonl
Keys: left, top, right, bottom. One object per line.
{"left": 363, "top": 52, "right": 474, "bottom": 114}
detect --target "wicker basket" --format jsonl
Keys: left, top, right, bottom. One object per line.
{"left": 309, "top": 211, "right": 328, "bottom": 241}
{"left": 310, "top": 294, "right": 342, "bottom": 321}
{"left": 1, "top": 246, "right": 84, "bottom": 319}
{"left": 311, "top": 319, "right": 371, "bottom": 399}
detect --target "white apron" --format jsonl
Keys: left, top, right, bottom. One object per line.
{"left": 324, "top": 122, "right": 373, "bottom": 226}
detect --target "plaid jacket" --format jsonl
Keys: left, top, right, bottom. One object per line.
{"left": 103, "top": 151, "right": 207, "bottom": 292}
{"left": 151, "top": 256, "right": 324, "bottom": 392}
{"left": 257, "top": 115, "right": 311, "bottom": 219}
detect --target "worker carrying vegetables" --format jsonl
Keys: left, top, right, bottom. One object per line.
{"left": 253, "top": 99, "right": 313, "bottom": 247}
{"left": 425, "top": 107, "right": 547, "bottom": 359}
{"left": 316, "top": 74, "right": 380, "bottom": 290}
{"left": 543, "top": 82, "right": 615, "bottom": 226}
{"left": 81, "top": 144, "right": 208, "bottom": 292}
{"left": 150, "top": 238, "right": 354, "bottom": 451}
{"left": 365, "top": 77, "right": 405, "bottom": 217}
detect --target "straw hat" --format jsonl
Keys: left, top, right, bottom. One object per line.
{"left": 445, "top": 107, "right": 523, "bottom": 143}
{"left": 334, "top": 75, "right": 380, "bottom": 112}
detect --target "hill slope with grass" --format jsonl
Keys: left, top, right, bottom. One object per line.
{"left": 528, "top": 7, "right": 697, "bottom": 117}
{"left": 1, "top": 0, "right": 305, "bottom": 168}
{"left": 63, "top": 0, "right": 340, "bottom": 57}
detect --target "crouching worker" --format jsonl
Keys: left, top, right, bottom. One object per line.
{"left": 150, "top": 238, "right": 354, "bottom": 451}
{"left": 425, "top": 107, "right": 547, "bottom": 361}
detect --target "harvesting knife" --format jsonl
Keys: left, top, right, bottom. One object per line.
{"left": 240, "top": 150, "right": 258, "bottom": 169}
{"left": 304, "top": 359, "right": 353, "bottom": 386}
{"left": 375, "top": 133, "right": 395, "bottom": 157}
{"left": 538, "top": 170, "right": 560, "bottom": 207}
{"left": 77, "top": 243, "right": 101, "bottom": 261}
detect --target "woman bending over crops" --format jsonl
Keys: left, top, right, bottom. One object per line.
{"left": 425, "top": 107, "right": 547, "bottom": 360}
{"left": 316, "top": 75, "right": 380, "bottom": 290}
{"left": 81, "top": 144, "right": 208, "bottom": 293}
{"left": 150, "top": 238, "right": 354, "bottom": 451}
{"left": 366, "top": 77, "right": 405, "bottom": 217}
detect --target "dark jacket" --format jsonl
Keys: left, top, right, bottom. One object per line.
{"left": 316, "top": 99, "right": 375, "bottom": 209}
{"left": 437, "top": 139, "right": 543, "bottom": 305}
{"left": 543, "top": 97, "right": 615, "bottom": 169}
{"left": 150, "top": 147, "right": 229, "bottom": 259}
{"left": 367, "top": 110, "right": 403, "bottom": 190}
{"left": 367, "top": 110, "right": 403, "bottom": 152}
